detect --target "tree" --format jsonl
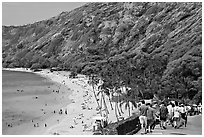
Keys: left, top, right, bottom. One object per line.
{"left": 30, "top": 63, "right": 42, "bottom": 70}
{"left": 98, "top": 82, "right": 114, "bottom": 112}
{"left": 97, "top": 85, "right": 109, "bottom": 117}
{"left": 88, "top": 74, "right": 102, "bottom": 116}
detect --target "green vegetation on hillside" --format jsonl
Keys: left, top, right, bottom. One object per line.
{"left": 2, "top": 2, "right": 202, "bottom": 104}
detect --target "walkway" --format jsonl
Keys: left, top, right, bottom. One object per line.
{"left": 136, "top": 114, "right": 202, "bottom": 135}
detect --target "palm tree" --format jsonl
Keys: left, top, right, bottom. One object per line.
{"left": 107, "top": 88, "right": 114, "bottom": 110}
{"left": 99, "top": 59, "right": 127, "bottom": 120}
{"left": 88, "top": 74, "right": 102, "bottom": 116}
{"left": 120, "top": 99, "right": 131, "bottom": 116}
{"left": 97, "top": 85, "right": 109, "bottom": 117}
{"left": 119, "top": 95, "right": 137, "bottom": 117}
{"left": 117, "top": 88, "right": 124, "bottom": 114}
{"left": 115, "top": 101, "right": 119, "bottom": 122}
{"left": 114, "top": 88, "right": 122, "bottom": 116}
{"left": 98, "top": 82, "right": 114, "bottom": 111}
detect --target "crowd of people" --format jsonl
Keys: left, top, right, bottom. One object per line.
{"left": 138, "top": 100, "right": 202, "bottom": 134}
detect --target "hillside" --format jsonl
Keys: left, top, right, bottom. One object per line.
{"left": 2, "top": 2, "right": 202, "bottom": 103}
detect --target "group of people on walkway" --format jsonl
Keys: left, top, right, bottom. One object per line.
{"left": 138, "top": 100, "right": 197, "bottom": 134}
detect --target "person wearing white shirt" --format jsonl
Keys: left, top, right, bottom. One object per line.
{"left": 198, "top": 104, "right": 202, "bottom": 114}
{"left": 167, "top": 102, "right": 174, "bottom": 126}
{"left": 180, "top": 104, "right": 187, "bottom": 127}
{"left": 173, "top": 102, "right": 181, "bottom": 128}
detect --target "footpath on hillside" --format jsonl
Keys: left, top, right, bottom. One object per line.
{"left": 136, "top": 114, "right": 202, "bottom": 135}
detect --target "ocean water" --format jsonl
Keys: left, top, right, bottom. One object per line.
{"left": 2, "top": 70, "right": 53, "bottom": 96}
{"left": 2, "top": 70, "right": 71, "bottom": 134}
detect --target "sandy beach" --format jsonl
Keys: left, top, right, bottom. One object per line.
{"left": 2, "top": 68, "right": 131, "bottom": 135}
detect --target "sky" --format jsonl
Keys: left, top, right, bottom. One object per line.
{"left": 2, "top": 2, "right": 86, "bottom": 26}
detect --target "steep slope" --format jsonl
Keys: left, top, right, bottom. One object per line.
{"left": 2, "top": 2, "right": 202, "bottom": 102}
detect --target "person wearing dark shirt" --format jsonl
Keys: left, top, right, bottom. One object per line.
{"left": 146, "top": 103, "right": 156, "bottom": 133}
{"left": 159, "top": 102, "right": 168, "bottom": 129}
{"left": 139, "top": 100, "right": 148, "bottom": 134}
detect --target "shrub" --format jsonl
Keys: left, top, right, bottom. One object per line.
{"left": 69, "top": 71, "right": 77, "bottom": 78}
{"left": 30, "top": 63, "right": 42, "bottom": 70}
{"left": 71, "top": 31, "right": 82, "bottom": 41}
{"left": 16, "top": 43, "right": 24, "bottom": 49}
{"left": 15, "top": 49, "right": 29, "bottom": 60}
{"left": 86, "top": 47, "right": 100, "bottom": 55}
{"left": 48, "top": 34, "right": 64, "bottom": 55}
{"left": 2, "top": 62, "right": 9, "bottom": 68}
{"left": 8, "top": 63, "right": 15, "bottom": 68}
{"left": 145, "top": 5, "right": 160, "bottom": 15}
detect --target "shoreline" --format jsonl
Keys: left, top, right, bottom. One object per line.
{"left": 36, "top": 69, "right": 98, "bottom": 135}
{"left": 2, "top": 67, "right": 132, "bottom": 135}
{"left": 2, "top": 68, "right": 73, "bottom": 135}
{"left": 2, "top": 68, "right": 98, "bottom": 135}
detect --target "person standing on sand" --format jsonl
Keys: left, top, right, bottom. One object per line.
{"left": 59, "top": 109, "right": 62, "bottom": 114}
{"left": 138, "top": 100, "right": 148, "bottom": 134}
{"left": 65, "top": 109, "right": 68, "bottom": 114}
